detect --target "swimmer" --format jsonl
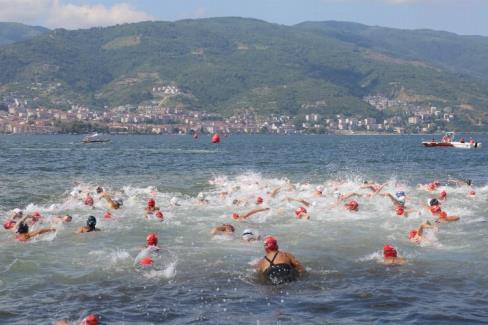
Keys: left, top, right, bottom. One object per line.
{"left": 382, "top": 191, "right": 407, "bottom": 207}
{"left": 51, "top": 215, "right": 73, "bottom": 223}
{"left": 241, "top": 229, "right": 261, "bottom": 242}
{"left": 408, "top": 221, "right": 433, "bottom": 244}
{"left": 15, "top": 222, "right": 55, "bottom": 241}
{"left": 344, "top": 200, "right": 359, "bottom": 212}
{"left": 77, "top": 216, "right": 100, "bottom": 233}
{"left": 294, "top": 206, "right": 310, "bottom": 220}
{"left": 83, "top": 193, "right": 94, "bottom": 207}
{"left": 382, "top": 245, "right": 406, "bottom": 265}
{"left": 467, "top": 190, "right": 476, "bottom": 198}
{"left": 439, "top": 190, "right": 447, "bottom": 201}
{"left": 146, "top": 233, "right": 159, "bottom": 248}
{"left": 3, "top": 219, "right": 16, "bottom": 230}
{"left": 144, "top": 198, "right": 160, "bottom": 215}
{"left": 256, "top": 236, "right": 305, "bottom": 285}
{"left": 10, "top": 208, "right": 23, "bottom": 220}
{"left": 313, "top": 185, "right": 325, "bottom": 197}
{"left": 196, "top": 192, "right": 209, "bottom": 205}
{"left": 211, "top": 223, "right": 235, "bottom": 235}
{"left": 447, "top": 178, "right": 472, "bottom": 187}
{"left": 417, "top": 181, "right": 441, "bottom": 192}
{"left": 170, "top": 197, "right": 180, "bottom": 207}
{"left": 361, "top": 182, "right": 386, "bottom": 195}
{"left": 332, "top": 191, "right": 360, "bottom": 205}
{"left": 393, "top": 205, "right": 416, "bottom": 217}
{"left": 429, "top": 205, "right": 460, "bottom": 223}
{"left": 231, "top": 207, "right": 270, "bottom": 221}
{"left": 286, "top": 197, "right": 311, "bottom": 207}
{"left": 56, "top": 314, "right": 99, "bottom": 325}
{"left": 256, "top": 196, "right": 264, "bottom": 205}
{"left": 100, "top": 192, "right": 123, "bottom": 210}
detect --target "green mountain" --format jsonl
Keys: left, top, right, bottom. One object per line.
{"left": 0, "top": 22, "right": 48, "bottom": 45}
{"left": 0, "top": 18, "right": 488, "bottom": 129}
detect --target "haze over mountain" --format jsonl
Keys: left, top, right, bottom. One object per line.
{"left": 0, "top": 22, "right": 48, "bottom": 45}
{"left": 0, "top": 18, "right": 487, "bottom": 129}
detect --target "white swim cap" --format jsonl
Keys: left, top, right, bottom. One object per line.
{"left": 316, "top": 185, "right": 324, "bottom": 193}
{"left": 333, "top": 191, "right": 341, "bottom": 199}
{"left": 170, "top": 197, "right": 179, "bottom": 206}
{"left": 13, "top": 208, "right": 22, "bottom": 214}
{"left": 241, "top": 229, "right": 259, "bottom": 241}
{"left": 197, "top": 192, "right": 205, "bottom": 200}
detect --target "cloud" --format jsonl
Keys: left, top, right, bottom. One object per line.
{"left": 0, "top": 0, "right": 153, "bottom": 29}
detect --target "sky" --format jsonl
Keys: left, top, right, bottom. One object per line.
{"left": 0, "top": 0, "right": 487, "bottom": 36}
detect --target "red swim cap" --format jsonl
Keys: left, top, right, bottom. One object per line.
{"left": 430, "top": 205, "right": 441, "bottom": 214}
{"left": 231, "top": 213, "right": 240, "bottom": 220}
{"left": 84, "top": 195, "right": 94, "bottom": 206}
{"left": 211, "top": 133, "right": 221, "bottom": 144}
{"left": 82, "top": 314, "right": 99, "bottom": 325}
{"left": 439, "top": 211, "right": 448, "bottom": 219}
{"left": 139, "top": 256, "right": 154, "bottom": 266}
{"left": 31, "top": 211, "right": 41, "bottom": 220}
{"left": 439, "top": 191, "right": 447, "bottom": 199}
{"left": 256, "top": 196, "right": 264, "bottom": 204}
{"left": 428, "top": 183, "right": 436, "bottom": 191}
{"left": 469, "top": 190, "right": 476, "bottom": 196}
{"left": 264, "top": 236, "right": 278, "bottom": 252}
{"left": 295, "top": 206, "right": 307, "bottom": 217}
{"left": 146, "top": 233, "right": 158, "bottom": 246}
{"left": 155, "top": 210, "right": 164, "bottom": 220}
{"left": 395, "top": 206, "right": 405, "bottom": 216}
{"left": 103, "top": 211, "right": 112, "bottom": 219}
{"left": 147, "top": 198, "right": 155, "bottom": 207}
{"left": 3, "top": 219, "right": 15, "bottom": 230}
{"left": 346, "top": 200, "right": 359, "bottom": 211}
{"left": 408, "top": 230, "right": 418, "bottom": 239}
{"left": 383, "top": 245, "right": 397, "bottom": 258}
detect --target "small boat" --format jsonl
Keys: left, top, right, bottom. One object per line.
{"left": 82, "top": 133, "right": 111, "bottom": 144}
{"left": 422, "top": 132, "right": 481, "bottom": 149}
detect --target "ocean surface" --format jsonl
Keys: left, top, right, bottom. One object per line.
{"left": 1, "top": 134, "right": 487, "bottom": 324}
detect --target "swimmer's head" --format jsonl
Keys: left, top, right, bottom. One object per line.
{"left": 115, "top": 198, "right": 123, "bottom": 207}
{"left": 147, "top": 198, "right": 155, "bottom": 207}
{"left": 146, "top": 233, "right": 158, "bottom": 246}
{"left": 63, "top": 215, "right": 72, "bottom": 222}
{"left": 197, "top": 192, "right": 205, "bottom": 201}
{"left": 81, "top": 314, "right": 99, "bottom": 325}
{"left": 231, "top": 213, "right": 240, "bottom": 220}
{"left": 241, "top": 229, "right": 259, "bottom": 241}
{"left": 103, "top": 211, "right": 112, "bottom": 219}
{"left": 86, "top": 216, "right": 96, "bottom": 230}
{"left": 383, "top": 245, "right": 397, "bottom": 258}
{"left": 333, "top": 191, "right": 341, "bottom": 199}
{"left": 395, "top": 205, "right": 405, "bottom": 216}
{"left": 256, "top": 196, "right": 264, "bottom": 205}
{"left": 170, "top": 197, "right": 179, "bottom": 206}
{"left": 428, "top": 198, "right": 440, "bottom": 207}
{"left": 139, "top": 256, "right": 153, "bottom": 266}
{"left": 12, "top": 208, "right": 22, "bottom": 216}
{"left": 295, "top": 206, "right": 307, "bottom": 218}
{"left": 468, "top": 190, "right": 476, "bottom": 197}
{"left": 345, "top": 200, "right": 359, "bottom": 211}
{"left": 3, "top": 219, "right": 15, "bottom": 230}
{"left": 96, "top": 186, "right": 103, "bottom": 194}
{"left": 430, "top": 205, "right": 441, "bottom": 214}
{"left": 84, "top": 194, "right": 94, "bottom": 206}
{"left": 395, "top": 191, "right": 405, "bottom": 199}
{"left": 466, "top": 179, "right": 472, "bottom": 186}
{"left": 222, "top": 224, "right": 235, "bottom": 232}
{"left": 17, "top": 222, "right": 29, "bottom": 234}
{"left": 408, "top": 230, "right": 418, "bottom": 239}
{"left": 264, "top": 236, "right": 278, "bottom": 253}
{"left": 31, "top": 211, "right": 41, "bottom": 221}
{"left": 155, "top": 210, "right": 164, "bottom": 220}
{"left": 315, "top": 185, "right": 324, "bottom": 194}
{"left": 439, "top": 191, "right": 447, "bottom": 199}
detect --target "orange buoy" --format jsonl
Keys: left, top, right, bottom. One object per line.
{"left": 211, "top": 133, "right": 220, "bottom": 144}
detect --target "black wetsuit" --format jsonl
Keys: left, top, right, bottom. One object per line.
{"left": 263, "top": 251, "right": 298, "bottom": 285}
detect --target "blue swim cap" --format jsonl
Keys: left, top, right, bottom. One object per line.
{"left": 395, "top": 191, "right": 405, "bottom": 198}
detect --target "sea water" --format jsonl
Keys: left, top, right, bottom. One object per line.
{"left": 0, "top": 134, "right": 487, "bottom": 324}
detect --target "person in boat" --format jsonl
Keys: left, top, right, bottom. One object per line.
{"left": 211, "top": 223, "right": 235, "bottom": 236}
{"left": 460, "top": 137, "right": 465, "bottom": 143}
{"left": 231, "top": 207, "right": 270, "bottom": 221}
{"left": 408, "top": 221, "right": 434, "bottom": 244}
{"left": 469, "top": 137, "right": 475, "bottom": 144}
{"left": 77, "top": 216, "right": 100, "bottom": 233}
{"left": 99, "top": 191, "right": 123, "bottom": 210}
{"left": 15, "top": 221, "right": 56, "bottom": 241}
{"left": 382, "top": 245, "right": 406, "bottom": 266}
{"left": 256, "top": 236, "right": 305, "bottom": 285}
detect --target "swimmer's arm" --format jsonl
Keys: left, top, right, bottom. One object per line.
{"left": 269, "top": 187, "right": 281, "bottom": 198}
{"left": 287, "top": 253, "right": 305, "bottom": 274}
{"left": 286, "top": 198, "right": 310, "bottom": 207}
{"left": 241, "top": 207, "right": 270, "bottom": 219}
{"left": 446, "top": 215, "right": 460, "bottom": 222}
{"left": 342, "top": 193, "right": 359, "bottom": 201}
{"left": 374, "top": 183, "right": 387, "bottom": 194}
{"left": 30, "top": 228, "right": 56, "bottom": 238}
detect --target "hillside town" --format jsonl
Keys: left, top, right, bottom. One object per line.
{"left": 0, "top": 94, "right": 456, "bottom": 135}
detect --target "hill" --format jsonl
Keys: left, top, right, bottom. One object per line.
{"left": 0, "top": 18, "right": 488, "bottom": 130}
{"left": 0, "top": 22, "right": 48, "bottom": 45}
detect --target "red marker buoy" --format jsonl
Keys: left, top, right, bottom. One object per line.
{"left": 211, "top": 133, "right": 220, "bottom": 144}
